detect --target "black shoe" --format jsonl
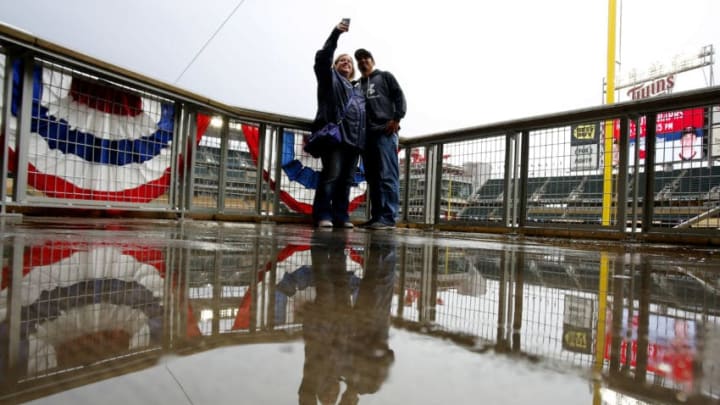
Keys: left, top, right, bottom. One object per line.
{"left": 367, "top": 222, "right": 395, "bottom": 230}
{"left": 359, "top": 219, "right": 377, "bottom": 228}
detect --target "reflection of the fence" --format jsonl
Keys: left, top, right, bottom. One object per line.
{"left": 2, "top": 231, "right": 719, "bottom": 402}
{"left": 0, "top": 236, "right": 167, "bottom": 400}
{"left": 179, "top": 233, "right": 720, "bottom": 401}
{"left": 393, "top": 244, "right": 720, "bottom": 401}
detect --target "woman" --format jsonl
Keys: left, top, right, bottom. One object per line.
{"left": 310, "top": 20, "right": 366, "bottom": 228}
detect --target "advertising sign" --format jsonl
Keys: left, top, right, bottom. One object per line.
{"left": 562, "top": 295, "right": 594, "bottom": 354}
{"left": 570, "top": 123, "right": 600, "bottom": 171}
{"left": 603, "top": 310, "right": 696, "bottom": 384}
{"left": 611, "top": 107, "right": 705, "bottom": 165}
{"left": 625, "top": 74, "right": 675, "bottom": 100}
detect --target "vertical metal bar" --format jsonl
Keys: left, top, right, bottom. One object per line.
{"left": 396, "top": 243, "right": 407, "bottom": 318}
{"left": 184, "top": 112, "right": 198, "bottom": 214}
{"left": 514, "top": 131, "right": 530, "bottom": 227}
{"left": 217, "top": 117, "right": 230, "bottom": 211}
{"left": 6, "top": 236, "right": 24, "bottom": 373}
{"left": 503, "top": 133, "right": 515, "bottom": 227}
{"left": 630, "top": 116, "right": 641, "bottom": 234}
{"left": 428, "top": 246, "right": 439, "bottom": 322}
{"left": 634, "top": 260, "right": 651, "bottom": 384}
{"left": 505, "top": 249, "right": 515, "bottom": 344}
{"left": 609, "top": 255, "right": 624, "bottom": 375}
{"left": 400, "top": 148, "right": 411, "bottom": 223}
{"left": 12, "top": 55, "right": 34, "bottom": 203}
{"left": 263, "top": 126, "right": 276, "bottom": 219}
{"left": 1, "top": 52, "right": 18, "bottom": 214}
{"left": 642, "top": 113, "right": 657, "bottom": 232}
{"left": 266, "top": 240, "right": 278, "bottom": 331}
{"left": 496, "top": 249, "right": 509, "bottom": 350}
{"left": 272, "top": 127, "right": 284, "bottom": 217}
{"left": 616, "top": 117, "right": 630, "bottom": 231}
{"left": 511, "top": 249, "right": 524, "bottom": 352}
{"left": 623, "top": 254, "right": 636, "bottom": 374}
{"left": 162, "top": 243, "right": 175, "bottom": 349}
{"left": 175, "top": 109, "right": 191, "bottom": 215}
{"left": 180, "top": 244, "right": 192, "bottom": 338}
{"left": 257, "top": 241, "right": 275, "bottom": 332}
{"left": 255, "top": 123, "right": 267, "bottom": 216}
{"left": 423, "top": 145, "right": 437, "bottom": 226}
{"left": 433, "top": 144, "right": 444, "bottom": 224}
{"left": 517, "top": 131, "right": 529, "bottom": 229}
{"left": 212, "top": 245, "right": 222, "bottom": 336}
{"left": 418, "top": 243, "right": 433, "bottom": 322}
{"left": 249, "top": 238, "right": 261, "bottom": 333}
{"left": 168, "top": 103, "right": 185, "bottom": 213}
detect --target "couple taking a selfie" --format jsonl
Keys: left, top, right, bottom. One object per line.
{"left": 309, "top": 19, "right": 407, "bottom": 231}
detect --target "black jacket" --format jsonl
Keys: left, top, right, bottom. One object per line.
{"left": 312, "top": 28, "right": 365, "bottom": 150}
{"left": 358, "top": 69, "right": 406, "bottom": 132}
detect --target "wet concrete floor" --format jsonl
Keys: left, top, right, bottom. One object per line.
{"left": 0, "top": 217, "right": 719, "bottom": 404}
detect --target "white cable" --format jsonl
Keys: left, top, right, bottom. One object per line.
{"left": 174, "top": 0, "right": 248, "bottom": 84}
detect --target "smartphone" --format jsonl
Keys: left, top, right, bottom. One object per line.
{"left": 342, "top": 18, "right": 351, "bottom": 26}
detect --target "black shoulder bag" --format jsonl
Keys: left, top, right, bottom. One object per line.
{"left": 304, "top": 89, "right": 354, "bottom": 158}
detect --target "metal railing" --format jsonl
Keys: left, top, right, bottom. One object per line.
{"left": 398, "top": 87, "right": 720, "bottom": 244}
{"left": 2, "top": 23, "right": 720, "bottom": 244}
{"left": 0, "top": 23, "right": 315, "bottom": 221}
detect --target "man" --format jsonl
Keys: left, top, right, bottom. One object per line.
{"left": 678, "top": 126, "right": 698, "bottom": 161}
{"left": 354, "top": 48, "right": 407, "bottom": 230}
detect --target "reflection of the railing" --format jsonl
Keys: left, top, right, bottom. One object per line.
{"left": 177, "top": 240, "right": 720, "bottom": 402}
{"left": 392, "top": 243, "right": 720, "bottom": 403}
{"left": 3, "top": 233, "right": 719, "bottom": 403}
{"left": 0, "top": 236, "right": 169, "bottom": 402}
{"left": 0, "top": 234, "right": 314, "bottom": 403}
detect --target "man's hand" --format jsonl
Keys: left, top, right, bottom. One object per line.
{"left": 385, "top": 119, "right": 400, "bottom": 135}
{"left": 337, "top": 21, "right": 349, "bottom": 32}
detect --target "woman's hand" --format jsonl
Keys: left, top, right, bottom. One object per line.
{"left": 336, "top": 20, "right": 349, "bottom": 32}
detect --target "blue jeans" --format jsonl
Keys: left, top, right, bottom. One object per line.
{"left": 362, "top": 130, "right": 399, "bottom": 225}
{"left": 313, "top": 143, "right": 360, "bottom": 224}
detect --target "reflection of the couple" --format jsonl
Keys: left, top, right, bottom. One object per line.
{"left": 293, "top": 230, "right": 396, "bottom": 405}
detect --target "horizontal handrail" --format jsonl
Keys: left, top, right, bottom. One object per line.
{"left": 0, "top": 22, "right": 313, "bottom": 129}
{"left": 401, "top": 85, "right": 720, "bottom": 145}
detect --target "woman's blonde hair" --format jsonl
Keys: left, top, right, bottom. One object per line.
{"left": 333, "top": 53, "right": 355, "bottom": 79}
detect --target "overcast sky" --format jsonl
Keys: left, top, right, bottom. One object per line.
{"left": 1, "top": 0, "right": 718, "bottom": 137}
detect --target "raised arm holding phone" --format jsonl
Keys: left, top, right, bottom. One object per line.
{"left": 309, "top": 20, "right": 366, "bottom": 229}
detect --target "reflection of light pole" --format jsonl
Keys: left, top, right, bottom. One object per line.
{"left": 593, "top": 252, "right": 611, "bottom": 405}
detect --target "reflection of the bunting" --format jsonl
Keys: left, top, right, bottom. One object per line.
{"left": 0, "top": 241, "right": 165, "bottom": 377}
{"left": 186, "top": 241, "right": 364, "bottom": 336}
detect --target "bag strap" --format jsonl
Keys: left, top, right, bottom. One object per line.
{"left": 336, "top": 85, "right": 356, "bottom": 124}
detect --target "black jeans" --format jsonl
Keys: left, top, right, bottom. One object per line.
{"left": 313, "top": 143, "right": 360, "bottom": 224}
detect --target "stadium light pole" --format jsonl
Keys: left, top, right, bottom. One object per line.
{"left": 602, "top": 0, "right": 618, "bottom": 227}
{"left": 594, "top": 2, "right": 617, "bottom": 405}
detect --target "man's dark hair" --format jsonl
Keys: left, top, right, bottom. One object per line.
{"left": 354, "top": 48, "right": 374, "bottom": 61}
